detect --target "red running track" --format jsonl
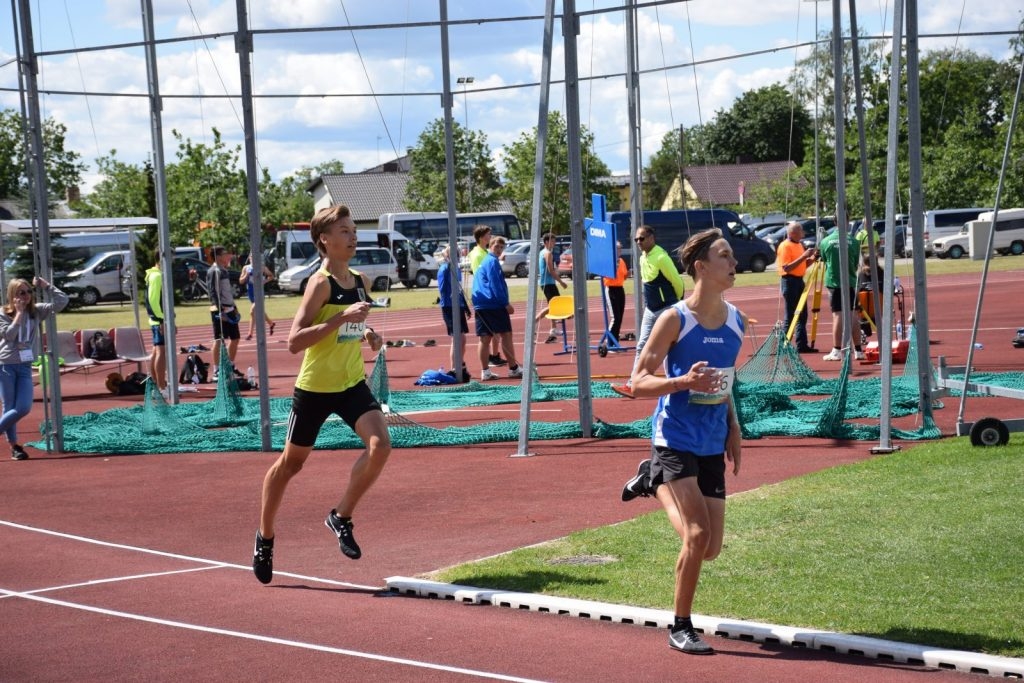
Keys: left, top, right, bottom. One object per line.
{"left": 2, "top": 271, "right": 1019, "bottom": 681}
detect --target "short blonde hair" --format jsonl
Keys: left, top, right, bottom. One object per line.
{"left": 310, "top": 205, "right": 352, "bottom": 255}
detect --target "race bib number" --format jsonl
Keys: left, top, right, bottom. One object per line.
{"left": 688, "top": 366, "right": 735, "bottom": 405}
{"left": 338, "top": 321, "right": 366, "bottom": 342}
{"left": 19, "top": 348, "right": 34, "bottom": 363}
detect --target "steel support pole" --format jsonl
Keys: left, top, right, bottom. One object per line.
{"left": 234, "top": 0, "right": 271, "bottom": 450}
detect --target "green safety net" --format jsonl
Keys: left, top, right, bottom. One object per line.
{"left": 42, "top": 324, "right": 1010, "bottom": 455}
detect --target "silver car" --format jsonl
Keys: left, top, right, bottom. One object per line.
{"left": 278, "top": 248, "right": 398, "bottom": 294}
{"left": 501, "top": 241, "right": 532, "bottom": 278}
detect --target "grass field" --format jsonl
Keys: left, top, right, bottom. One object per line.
{"left": 53, "top": 253, "right": 1022, "bottom": 334}
{"left": 432, "top": 434, "right": 1024, "bottom": 657}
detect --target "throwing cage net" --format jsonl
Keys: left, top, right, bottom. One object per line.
{"left": 41, "top": 323, "right": 999, "bottom": 455}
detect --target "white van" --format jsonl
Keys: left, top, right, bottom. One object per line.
{"left": 3, "top": 231, "right": 139, "bottom": 286}
{"left": 63, "top": 250, "right": 134, "bottom": 305}
{"left": 274, "top": 229, "right": 436, "bottom": 288}
{"left": 278, "top": 247, "right": 399, "bottom": 294}
{"left": 934, "top": 208, "right": 1024, "bottom": 260}
{"left": 906, "top": 208, "right": 990, "bottom": 257}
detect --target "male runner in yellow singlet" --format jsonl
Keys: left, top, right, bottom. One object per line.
{"left": 252, "top": 204, "right": 389, "bottom": 584}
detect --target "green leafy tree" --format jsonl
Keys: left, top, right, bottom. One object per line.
{"left": 164, "top": 128, "right": 249, "bottom": 252}
{"left": 643, "top": 127, "right": 704, "bottom": 209}
{"left": 702, "top": 85, "right": 813, "bottom": 166}
{"left": 501, "top": 110, "right": 610, "bottom": 236}
{"left": 0, "top": 108, "right": 86, "bottom": 207}
{"left": 788, "top": 30, "right": 888, "bottom": 153}
{"left": 72, "top": 152, "right": 154, "bottom": 218}
{"left": 258, "top": 170, "right": 312, "bottom": 229}
{"left": 259, "top": 160, "right": 344, "bottom": 229}
{"left": 405, "top": 119, "right": 501, "bottom": 213}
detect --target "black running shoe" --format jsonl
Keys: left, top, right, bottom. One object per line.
{"left": 488, "top": 354, "right": 508, "bottom": 367}
{"left": 621, "top": 459, "right": 652, "bottom": 501}
{"left": 325, "top": 510, "right": 361, "bottom": 560}
{"left": 668, "top": 625, "right": 714, "bottom": 654}
{"left": 253, "top": 531, "right": 274, "bottom": 584}
{"left": 11, "top": 444, "right": 28, "bottom": 461}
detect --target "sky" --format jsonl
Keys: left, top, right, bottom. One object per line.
{"left": 0, "top": 1, "right": 1020, "bottom": 197}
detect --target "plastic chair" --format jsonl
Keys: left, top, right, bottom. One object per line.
{"left": 545, "top": 295, "right": 575, "bottom": 355}
{"left": 109, "top": 326, "right": 150, "bottom": 371}
{"left": 56, "top": 331, "right": 97, "bottom": 373}
{"left": 76, "top": 328, "right": 123, "bottom": 367}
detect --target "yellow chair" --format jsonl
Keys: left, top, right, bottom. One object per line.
{"left": 545, "top": 295, "right": 575, "bottom": 354}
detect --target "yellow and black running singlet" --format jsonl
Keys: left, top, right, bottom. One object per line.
{"left": 294, "top": 268, "right": 369, "bottom": 393}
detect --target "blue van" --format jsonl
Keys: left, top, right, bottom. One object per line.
{"left": 606, "top": 209, "right": 776, "bottom": 273}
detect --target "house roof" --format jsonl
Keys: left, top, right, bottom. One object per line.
{"left": 317, "top": 173, "right": 410, "bottom": 223}
{"left": 684, "top": 160, "right": 796, "bottom": 205}
{"left": 307, "top": 154, "right": 413, "bottom": 222}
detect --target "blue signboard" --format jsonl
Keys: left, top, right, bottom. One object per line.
{"left": 584, "top": 193, "right": 617, "bottom": 279}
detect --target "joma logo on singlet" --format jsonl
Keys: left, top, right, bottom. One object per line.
{"left": 703, "top": 336, "right": 725, "bottom": 344}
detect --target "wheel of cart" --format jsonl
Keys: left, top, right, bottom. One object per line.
{"left": 969, "top": 417, "right": 1010, "bottom": 447}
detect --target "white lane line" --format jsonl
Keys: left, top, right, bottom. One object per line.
{"left": 0, "top": 520, "right": 380, "bottom": 591}
{"left": 0, "top": 589, "right": 548, "bottom": 683}
{"left": 0, "top": 566, "right": 223, "bottom": 600}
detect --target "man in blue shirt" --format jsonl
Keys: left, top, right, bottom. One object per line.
{"left": 471, "top": 237, "right": 523, "bottom": 381}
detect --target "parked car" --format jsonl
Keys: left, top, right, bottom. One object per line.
{"left": 754, "top": 222, "right": 787, "bottom": 240}
{"left": 762, "top": 225, "right": 792, "bottom": 252}
{"left": 64, "top": 250, "right": 133, "bottom": 306}
{"left": 557, "top": 244, "right": 634, "bottom": 279}
{"left": 278, "top": 247, "right": 399, "bottom": 294}
{"left": 501, "top": 241, "right": 532, "bottom": 278}
{"left": 172, "top": 257, "right": 244, "bottom": 301}
{"left": 604, "top": 209, "right": 775, "bottom": 273}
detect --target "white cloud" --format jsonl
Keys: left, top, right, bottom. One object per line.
{"left": 2, "top": 0, "right": 1013, "bottom": 196}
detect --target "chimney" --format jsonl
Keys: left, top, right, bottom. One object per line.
{"left": 66, "top": 185, "right": 81, "bottom": 203}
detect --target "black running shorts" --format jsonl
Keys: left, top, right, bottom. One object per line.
{"left": 287, "top": 382, "right": 381, "bottom": 447}
{"left": 650, "top": 446, "right": 726, "bottom": 499}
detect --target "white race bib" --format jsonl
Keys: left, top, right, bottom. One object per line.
{"left": 337, "top": 321, "right": 366, "bottom": 342}
{"left": 19, "top": 348, "right": 34, "bottom": 363}
{"left": 688, "top": 366, "right": 735, "bottom": 405}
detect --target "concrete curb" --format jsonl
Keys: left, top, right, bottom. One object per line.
{"left": 385, "top": 577, "right": 1024, "bottom": 679}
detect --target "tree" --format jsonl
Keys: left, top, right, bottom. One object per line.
{"left": 405, "top": 119, "right": 501, "bottom": 213}
{"left": 501, "top": 110, "right": 611, "bottom": 236}
{"left": 644, "top": 127, "right": 704, "bottom": 209}
{"left": 788, "top": 30, "right": 888, "bottom": 153}
{"left": 164, "top": 128, "right": 249, "bottom": 252}
{"left": 0, "top": 108, "right": 86, "bottom": 207}
{"left": 702, "top": 85, "right": 813, "bottom": 166}
{"left": 258, "top": 169, "right": 314, "bottom": 229}
{"left": 259, "top": 160, "right": 343, "bottom": 228}
{"left": 72, "top": 152, "right": 154, "bottom": 218}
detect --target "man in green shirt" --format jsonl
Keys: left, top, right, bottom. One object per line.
{"left": 612, "top": 225, "right": 685, "bottom": 398}
{"left": 144, "top": 250, "right": 167, "bottom": 394}
{"left": 818, "top": 228, "right": 864, "bottom": 361}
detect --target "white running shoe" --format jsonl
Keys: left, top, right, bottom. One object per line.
{"left": 481, "top": 369, "right": 499, "bottom": 381}
{"left": 822, "top": 348, "right": 843, "bottom": 361}
{"left": 854, "top": 350, "right": 866, "bottom": 361}
{"left": 507, "top": 366, "right": 524, "bottom": 379}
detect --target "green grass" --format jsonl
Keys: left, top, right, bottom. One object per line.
{"left": 432, "top": 435, "right": 1024, "bottom": 657}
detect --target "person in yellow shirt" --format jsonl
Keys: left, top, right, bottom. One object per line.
{"left": 776, "top": 221, "right": 817, "bottom": 353}
{"left": 252, "top": 204, "right": 389, "bottom": 585}
{"left": 612, "top": 225, "right": 685, "bottom": 398}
